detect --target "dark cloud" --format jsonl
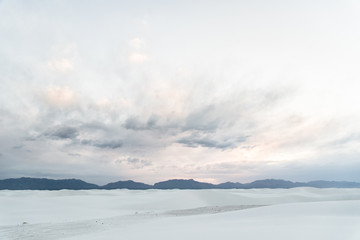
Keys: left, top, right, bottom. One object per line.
{"left": 177, "top": 135, "right": 246, "bottom": 149}
{"left": 124, "top": 114, "right": 159, "bottom": 131}
{"left": 41, "top": 124, "right": 122, "bottom": 149}
{"left": 80, "top": 139, "right": 123, "bottom": 149}
{"left": 146, "top": 115, "right": 158, "bottom": 128}
{"left": 12, "top": 145, "right": 24, "bottom": 149}
{"left": 45, "top": 126, "right": 79, "bottom": 140}
{"left": 124, "top": 117, "right": 142, "bottom": 130}
{"left": 94, "top": 141, "right": 123, "bottom": 149}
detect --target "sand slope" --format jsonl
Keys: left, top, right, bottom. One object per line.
{"left": 1, "top": 188, "right": 360, "bottom": 240}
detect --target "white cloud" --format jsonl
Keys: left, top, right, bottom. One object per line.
{"left": 42, "top": 86, "right": 78, "bottom": 108}
{"left": 128, "top": 53, "right": 148, "bottom": 63}
{"left": 46, "top": 43, "right": 77, "bottom": 72}
{"left": 46, "top": 58, "right": 74, "bottom": 72}
{"left": 129, "top": 38, "right": 145, "bottom": 49}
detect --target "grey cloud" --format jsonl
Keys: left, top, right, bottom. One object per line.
{"left": 25, "top": 136, "right": 37, "bottom": 141}
{"left": 12, "top": 145, "right": 24, "bottom": 149}
{"left": 78, "top": 120, "right": 175, "bottom": 150}
{"left": 80, "top": 122, "right": 110, "bottom": 132}
{"left": 71, "top": 88, "right": 287, "bottom": 153}
{"left": 45, "top": 126, "right": 79, "bottom": 140}
{"left": 41, "top": 123, "right": 123, "bottom": 149}
{"left": 80, "top": 139, "right": 123, "bottom": 149}
{"left": 184, "top": 105, "right": 220, "bottom": 132}
{"left": 68, "top": 153, "right": 81, "bottom": 157}
{"left": 124, "top": 117, "right": 142, "bottom": 130}
{"left": 146, "top": 115, "right": 158, "bottom": 128}
{"left": 127, "top": 158, "right": 141, "bottom": 164}
{"left": 177, "top": 135, "right": 246, "bottom": 149}
{"left": 94, "top": 141, "right": 123, "bottom": 149}
{"left": 124, "top": 114, "right": 159, "bottom": 131}
{"left": 118, "top": 157, "right": 152, "bottom": 169}
{"left": 182, "top": 88, "right": 287, "bottom": 133}
{"left": 127, "top": 157, "right": 152, "bottom": 166}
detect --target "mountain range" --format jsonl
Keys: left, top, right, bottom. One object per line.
{"left": 1, "top": 177, "right": 360, "bottom": 190}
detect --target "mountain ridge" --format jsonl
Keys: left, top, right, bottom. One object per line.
{"left": 1, "top": 177, "right": 360, "bottom": 190}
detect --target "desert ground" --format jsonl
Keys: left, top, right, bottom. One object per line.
{"left": 1, "top": 188, "right": 360, "bottom": 240}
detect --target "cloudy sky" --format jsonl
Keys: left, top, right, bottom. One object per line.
{"left": 1, "top": 0, "right": 360, "bottom": 184}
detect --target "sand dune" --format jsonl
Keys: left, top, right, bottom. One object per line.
{"left": 1, "top": 188, "right": 360, "bottom": 240}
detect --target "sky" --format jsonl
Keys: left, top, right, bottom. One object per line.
{"left": 1, "top": 0, "right": 360, "bottom": 184}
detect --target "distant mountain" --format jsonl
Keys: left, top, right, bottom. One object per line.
{"left": 154, "top": 179, "right": 215, "bottom": 189}
{"left": 219, "top": 179, "right": 360, "bottom": 189}
{"left": 0, "top": 177, "right": 99, "bottom": 190}
{"left": 243, "top": 179, "right": 305, "bottom": 189}
{"left": 216, "top": 181, "right": 244, "bottom": 189}
{"left": 1, "top": 177, "right": 360, "bottom": 190}
{"left": 215, "top": 179, "right": 304, "bottom": 189}
{"left": 102, "top": 180, "right": 152, "bottom": 190}
{"left": 306, "top": 180, "right": 360, "bottom": 188}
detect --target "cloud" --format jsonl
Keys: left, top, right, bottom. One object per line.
{"left": 42, "top": 86, "right": 78, "bottom": 108}
{"left": 124, "top": 117, "right": 144, "bottom": 130}
{"left": 129, "top": 38, "right": 145, "bottom": 49}
{"left": 177, "top": 134, "right": 246, "bottom": 149}
{"left": 184, "top": 105, "right": 220, "bottom": 131}
{"left": 46, "top": 58, "right": 74, "bottom": 72}
{"left": 116, "top": 157, "right": 152, "bottom": 169}
{"left": 124, "top": 115, "right": 159, "bottom": 130}
{"left": 44, "top": 126, "right": 79, "bottom": 140}
{"left": 12, "top": 145, "right": 24, "bottom": 149}
{"left": 93, "top": 141, "right": 123, "bottom": 149}
{"left": 68, "top": 153, "right": 81, "bottom": 157}
{"left": 2, "top": 0, "right": 360, "bottom": 184}
{"left": 80, "top": 139, "right": 123, "bottom": 149}
{"left": 127, "top": 157, "right": 152, "bottom": 168}
{"left": 128, "top": 53, "right": 148, "bottom": 63}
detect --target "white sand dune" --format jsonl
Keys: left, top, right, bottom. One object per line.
{"left": 1, "top": 188, "right": 360, "bottom": 240}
